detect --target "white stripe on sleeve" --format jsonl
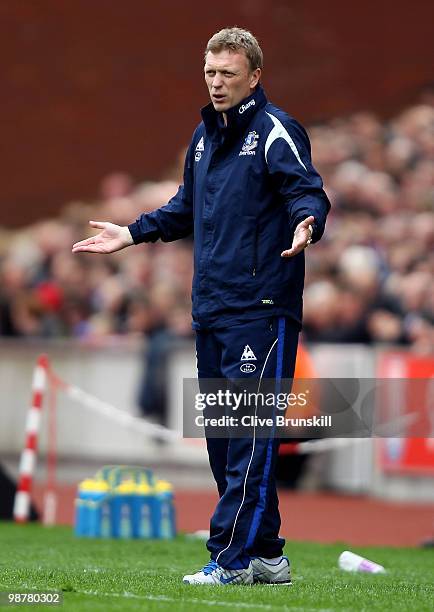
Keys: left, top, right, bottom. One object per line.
{"left": 265, "top": 112, "right": 307, "bottom": 171}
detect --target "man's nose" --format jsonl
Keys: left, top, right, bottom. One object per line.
{"left": 212, "top": 74, "right": 223, "bottom": 88}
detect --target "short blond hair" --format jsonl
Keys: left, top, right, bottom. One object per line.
{"left": 204, "top": 27, "right": 263, "bottom": 72}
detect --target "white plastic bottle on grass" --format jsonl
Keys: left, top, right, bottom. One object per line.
{"left": 338, "top": 551, "right": 386, "bottom": 574}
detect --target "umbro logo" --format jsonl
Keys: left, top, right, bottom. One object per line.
{"left": 220, "top": 573, "right": 242, "bottom": 584}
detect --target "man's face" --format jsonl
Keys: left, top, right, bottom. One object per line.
{"left": 204, "top": 49, "right": 261, "bottom": 113}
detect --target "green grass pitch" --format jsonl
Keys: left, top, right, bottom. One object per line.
{"left": 0, "top": 523, "right": 432, "bottom": 611}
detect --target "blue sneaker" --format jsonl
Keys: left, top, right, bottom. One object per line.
{"left": 183, "top": 560, "right": 253, "bottom": 585}
{"left": 251, "top": 556, "right": 292, "bottom": 585}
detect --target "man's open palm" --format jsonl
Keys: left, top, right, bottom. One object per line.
{"left": 72, "top": 221, "right": 134, "bottom": 254}
{"left": 281, "top": 215, "right": 314, "bottom": 258}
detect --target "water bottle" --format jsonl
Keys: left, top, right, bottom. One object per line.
{"left": 154, "top": 480, "right": 176, "bottom": 539}
{"left": 110, "top": 480, "right": 136, "bottom": 538}
{"left": 74, "top": 479, "right": 110, "bottom": 537}
{"left": 131, "top": 482, "right": 158, "bottom": 538}
{"left": 338, "top": 551, "right": 386, "bottom": 574}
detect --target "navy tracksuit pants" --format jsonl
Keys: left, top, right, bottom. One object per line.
{"left": 196, "top": 316, "right": 300, "bottom": 570}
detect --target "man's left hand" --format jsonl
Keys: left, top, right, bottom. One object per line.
{"left": 281, "top": 216, "right": 315, "bottom": 258}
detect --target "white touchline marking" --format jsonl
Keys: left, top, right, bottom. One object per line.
{"left": 79, "top": 589, "right": 271, "bottom": 608}
{"left": 8, "top": 584, "right": 333, "bottom": 612}
{"left": 74, "top": 588, "right": 334, "bottom": 611}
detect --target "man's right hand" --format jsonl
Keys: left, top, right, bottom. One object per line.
{"left": 72, "top": 221, "right": 134, "bottom": 254}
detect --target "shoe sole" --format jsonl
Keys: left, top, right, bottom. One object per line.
{"left": 183, "top": 579, "right": 254, "bottom": 586}
{"left": 254, "top": 580, "right": 292, "bottom": 586}
{"left": 182, "top": 580, "right": 221, "bottom": 585}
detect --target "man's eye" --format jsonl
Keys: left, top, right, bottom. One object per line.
{"left": 206, "top": 71, "right": 216, "bottom": 77}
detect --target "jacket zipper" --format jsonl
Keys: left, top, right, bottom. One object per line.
{"left": 252, "top": 226, "right": 258, "bottom": 276}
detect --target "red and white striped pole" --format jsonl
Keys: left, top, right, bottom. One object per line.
{"left": 13, "top": 354, "right": 49, "bottom": 523}
{"left": 42, "top": 377, "right": 59, "bottom": 525}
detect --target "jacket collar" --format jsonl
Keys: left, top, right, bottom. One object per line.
{"left": 201, "top": 85, "right": 268, "bottom": 139}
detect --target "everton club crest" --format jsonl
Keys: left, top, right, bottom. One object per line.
{"left": 239, "top": 131, "right": 259, "bottom": 156}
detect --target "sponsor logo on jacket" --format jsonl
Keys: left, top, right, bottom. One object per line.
{"left": 239, "top": 99, "right": 255, "bottom": 114}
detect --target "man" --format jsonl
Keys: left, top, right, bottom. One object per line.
{"left": 73, "top": 27, "right": 330, "bottom": 586}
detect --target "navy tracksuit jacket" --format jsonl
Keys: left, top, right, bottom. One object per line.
{"left": 129, "top": 85, "right": 330, "bottom": 569}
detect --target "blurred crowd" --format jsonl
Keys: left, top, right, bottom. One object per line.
{"left": 0, "top": 102, "right": 433, "bottom": 355}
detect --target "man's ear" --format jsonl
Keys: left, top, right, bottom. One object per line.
{"left": 250, "top": 68, "right": 261, "bottom": 89}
